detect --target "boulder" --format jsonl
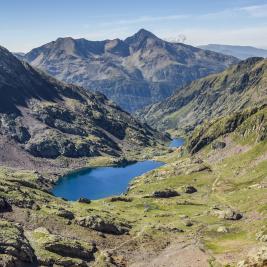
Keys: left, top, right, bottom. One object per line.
{"left": 56, "top": 208, "right": 75, "bottom": 220}
{"left": 183, "top": 219, "right": 193, "bottom": 227}
{"left": 212, "top": 141, "right": 226, "bottom": 149}
{"left": 0, "top": 220, "right": 36, "bottom": 264}
{"left": 211, "top": 207, "right": 243, "bottom": 220}
{"left": 152, "top": 189, "right": 180, "bottom": 198}
{"left": 75, "top": 215, "right": 130, "bottom": 235}
{"left": 217, "top": 226, "right": 229, "bottom": 233}
{"left": 78, "top": 198, "right": 91, "bottom": 204}
{"left": 183, "top": 185, "right": 197, "bottom": 194}
{"left": 28, "top": 228, "right": 97, "bottom": 266}
{"left": 0, "top": 198, "right": 12, "bottom": 212}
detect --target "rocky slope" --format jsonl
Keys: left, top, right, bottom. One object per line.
{"left": 140, "top": 57, "right": 267, "bottom": 132}
{"left": 22, "top": 29, "right": 238, "bottom": 112}
{"left": 198, "top": 44, "right": 267, "bottom": 60}
{"left": 0, "top": 45, "right": 165, "bottom": 170}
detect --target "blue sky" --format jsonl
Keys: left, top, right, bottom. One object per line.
{"left": 1, "top": 0, "right": 267, "bottom": 52}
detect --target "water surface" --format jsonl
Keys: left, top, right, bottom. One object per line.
{"left": 52, "top": 161, "right": 164, "bottom": 200}
{"left": 169, "top": 138, "right": 184, "bottom": 148}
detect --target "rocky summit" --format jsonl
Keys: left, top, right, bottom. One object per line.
{"left": 22, "top": 29, "right": 238, "bottom": 112}
{"left": 0, "top": 45, "right": 166, "bottom": 171}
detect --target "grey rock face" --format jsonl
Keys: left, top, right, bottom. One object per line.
{"left": 23, "top": 29, "right": 238, "bottom": 112}
{"left": 75, "top": 215, "right": 131, "bottom": 235}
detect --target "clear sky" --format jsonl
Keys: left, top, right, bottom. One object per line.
{"left": 1, "top": 0, "right": 267, "bottom": 52}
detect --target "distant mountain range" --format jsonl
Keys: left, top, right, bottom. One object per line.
{"left": 20, "top": 29, "right": 238, "bottom": 112}
{"left": 139, "top": 57, "right": 267, "bottom": 132}
{"left": 0, "top": 45, "right": 162, "bottom": 169}
{"left": 198, "top": 44, "right": 267, "bottom": 60}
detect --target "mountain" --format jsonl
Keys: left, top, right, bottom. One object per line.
{"left": 22, "top": 29, "right": 238, "bottom": 112}
{"left": 139, "top": 57, "right": 267, "bottom": 132}
{"left": 198, "top": 44, "right": 267, "bottom": 60}
{"left": 0, "top": 45, "right": 164, "bottom": 169}
{"left": 13, "top": 52, "right": 25, "bottom": 60}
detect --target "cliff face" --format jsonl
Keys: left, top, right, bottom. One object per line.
{"left": 23, "top": 29, "right": 238, "bottom": 112}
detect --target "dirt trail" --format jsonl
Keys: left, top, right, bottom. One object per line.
{"left": 129, "top": 240, "right": 210, "bottom": 267}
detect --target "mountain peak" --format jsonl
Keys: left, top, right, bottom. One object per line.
{"left": 124, "top": 29, "right": 158, "bottom": 46}
{"left": 134, "top": 28, "right": 156, "bottom": 38}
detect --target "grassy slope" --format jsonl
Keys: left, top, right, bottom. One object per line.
{"left": 0, "top": 108, "right": 267, "bottom": 266}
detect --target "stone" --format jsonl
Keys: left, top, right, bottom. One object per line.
{"left": 75, "top": 215, "right": 130, "bottom": 235}
{"left": 56, "top": 208, "right": 75, "bottom": 220}
{"left": 211, "top": 207, "right": 243, "bottom": 220}
{"left": 0, "top": 198, "right": 12, "bottom": 212}
{"left": 183, "top": 185, "right": 197, "bottom": 194}
{"left": 30, "top": 228, "right": 97, "bottom": 266}
{"left": 217, "top": 226, "right": 229, "bottom": 233}
{"left": 212, "top": 141, "right": 226, "bottom": 149}
{"left": 0, "top": 220, "right": 36, "bottom": 264}
{"left": 183, "top": 219, "right": 193, "bottom": 227}
{"left": 152, "top": 189, "right": 180, "bottom": 198}
{"left": 78, "top": 198, "right": 91, "bottom": 204}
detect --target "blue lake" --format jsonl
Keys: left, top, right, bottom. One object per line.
{"left": 52, "top": 139, "right": 184, "bottom": 200}
{"left": 169, "top": 138, "right": 184, "bottom": 148}
{"left": 52, "top": 161, "right": 164, "bottom": 200}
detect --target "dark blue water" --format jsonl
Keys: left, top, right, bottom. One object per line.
{"left": 169, "top": 138, "right": 184, "bottom": 148}
{"left": 52, "top": 161, "right": 164, "bottom": 200}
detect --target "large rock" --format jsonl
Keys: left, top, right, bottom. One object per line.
{"left": 0, "top": 198, "right": 12, "bottom": 212}
{"left": 211, "top": 141, "right": 226, "bottom": 149}
{"left": 0, "top": 220, "right": 36, "bottom": 264}
{"left": 55, "top": 208, "right": 75, "bottom": 220}
{"left": 75, "top": 215, "right": 130, "bottom": 235}
{"left": 78, "top": 198, "right": 91, "bottom": 204}
{"left": 182, "top": 185, "right": 197, "bottom": 194}
{"left": 211, "top": 207, "right": 243, "bottom": 220}
{"left": 27, "top": 228, "right": 97, "bottom": 266}
{"left": 152, "top": 189, "right": 180, "bottom": 198}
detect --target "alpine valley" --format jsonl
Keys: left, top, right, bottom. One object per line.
{"left": 0, "top": 29, "right": 266, "bottom": 267}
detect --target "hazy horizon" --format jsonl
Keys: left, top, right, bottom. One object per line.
{"left": 1, "top": 0, "right": 267, "bottom": 52}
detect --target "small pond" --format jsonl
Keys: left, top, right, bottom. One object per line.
{"left": 52, "top": 161, "right": 164, "bottom": 200}
{"left": 169, "top": 137, "right": 184, "bottom": 148}
{"left": 52, "top": 138, "right": 184, "bottom": 200}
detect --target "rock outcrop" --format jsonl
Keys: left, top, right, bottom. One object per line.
{"left": 152, "top": 189, "right": 180, "bottom": 198}
{"left": 0, "top": 220, "right": 36, "bottom": 265}
{"left": 75, "top": 215, "right": 131, "bottom": 235}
